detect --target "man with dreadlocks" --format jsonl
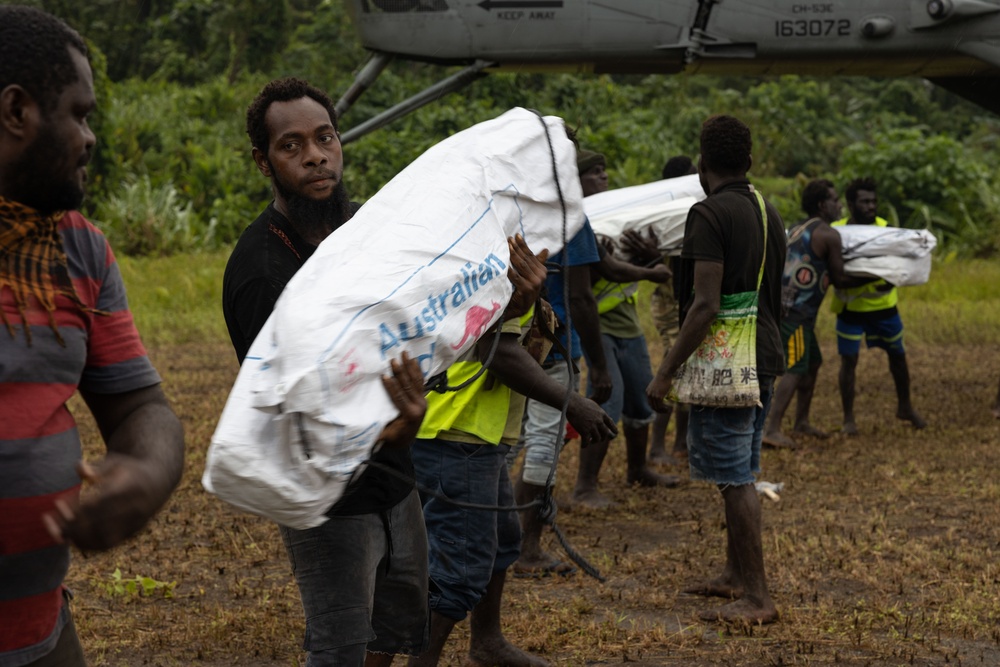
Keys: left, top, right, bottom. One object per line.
{"left": 0, "top": 6, "right": 185, "bottom": 666}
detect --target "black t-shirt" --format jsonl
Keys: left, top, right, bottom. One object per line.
{"left": 676, "top": 179, "right": 786, "bottom": 378}
{"left": 222, "top": 203, "right": 414, "bottom": 517}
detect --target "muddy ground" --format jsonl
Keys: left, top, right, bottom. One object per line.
{"left": 67, "top": 339, "right": 1000, "bottom": 666}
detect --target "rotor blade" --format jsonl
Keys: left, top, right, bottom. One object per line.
{"left": 340, "top": 60, "right": 493, "bottom": 145}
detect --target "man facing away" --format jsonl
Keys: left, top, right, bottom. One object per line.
{"left": 647, "top": 115, "right": 786, "bottom": 624}
{"left": 222, "top": 77, "right": 430, "bottom": 666}
{"left": 763, "top": 179, "right": 868, "bottom": 448}
{"left": 573, "top": 149, "right": 678, "bottom": 510}
{"left": 0, "top": 7, "right": 185, "bottom": 666}
{"left": 409, "top": 244, "right": 616, "bottom": 667}
{"left": 831, "top": 177, "right": 926, "bottom": 435}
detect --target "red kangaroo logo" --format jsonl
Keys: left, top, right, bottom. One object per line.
{"left": 451, "top": 301, "right": 501, "bottom": 350}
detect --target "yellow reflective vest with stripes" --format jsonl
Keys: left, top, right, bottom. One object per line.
{"left": 829, "top": 216, "right": 898, "bottom": 314}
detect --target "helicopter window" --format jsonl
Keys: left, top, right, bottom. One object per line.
{"left": 365, "top": 0, "right": 449, "bottom": 12}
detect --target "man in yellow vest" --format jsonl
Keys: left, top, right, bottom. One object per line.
{"left": 831, "top": 177, "right": 926, "bottom": 434}
{"left": 409, "top": 241, "right": 617, "bottom": 666}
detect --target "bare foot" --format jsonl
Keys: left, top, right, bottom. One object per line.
{"left": 762, "top": 432, "right": 800, "bottom": 449}
{"left": 571, "top": 488, "right": 615, "bottom": 510}
{"left": 512, "top": 553, "right": 577, "bottom": 579}
{"left": 698, "top": 598, "right": 779, "bottom": 625}
{"left": 671, "top": 446, "right": 688, "bottom": 461}
{"left": 792, "top": 423, "right": 830, "bottom": 439}
{"left": 842, "top": 420, "right": 859, "bottom": 436}
{"left": 993, "top": 404, "right": 1000, "bottom": 420}
{"left": 897, "top": 407, "right": 927, "bottom": 429}
{"left": 683, "top": 577, "right": 743, "bottom": 599}
{"left": 467, "top": 636, "right": 550, "bottom": 667}
{"left": 627, "top": 468, "right": 680, "bottom": 488}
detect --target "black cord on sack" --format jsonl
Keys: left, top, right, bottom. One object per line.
{"left": 358, "top": 111, "right": 606, "bottom": 582}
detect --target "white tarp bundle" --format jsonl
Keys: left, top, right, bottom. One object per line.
{"left": 584, "top": 175, "right": 705, "bottom": 254}
{"left": 204, "top": 108, "right": 585, "bottom": 529}
{"left": 836, "top": 225, "right": 937, "bottom": 286}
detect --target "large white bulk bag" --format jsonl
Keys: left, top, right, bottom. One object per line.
{"left": 204, "top": 108, "right": 585, "bottom": 529}
{"left": 836, "top": 226, "right": 937, "bottom": 286}
{"left": 584, "top": 175, "right": 705, "bottom": 254}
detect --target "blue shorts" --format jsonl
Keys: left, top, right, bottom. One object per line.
{"left": 836, "top": 313, "right": 905, "bottom": 356}
{"left": 686, "top": 378, "right": 774, "bottom": 487}
{"left": 412, "top": 439, "right": 521, "bottom": 622}
{"left": 587, "top": 333, "right": 655, "bottom": 427}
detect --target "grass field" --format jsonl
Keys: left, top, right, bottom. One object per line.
{"left": 65, "top": 254, "right": 1000, "bottom": 666}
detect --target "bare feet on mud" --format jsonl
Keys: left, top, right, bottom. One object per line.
{"left": 762, "top": 432, "right": 800, "bottom": 449}
{"left": 993, "top": 403, "right": 1000, "bottom": 420}
{"left": 512, "top": 553, "right": 577, "bottom": 579}
{"left": 842, "top": 420, "right": 859, "bottom": 436}
{"left": 467, "top": 637, "right": 551, "bottom": 667}
{"left": 570, "top": 488, "right": 616, "bottom": 510}
{"left": 683, "top": 577, "right": 743, "bottom": 599}
{"left": 897, "top": 407, "right": 927, "bottom": 429}
{"left": 698, "top": 598, "right": 779, "bottom": 625}
{"left": 627, "top": 468, "right": 680, "bottom": 488}
{"left": 792, "top": 423, "right": 830, "bottom": 439}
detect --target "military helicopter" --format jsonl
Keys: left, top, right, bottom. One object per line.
{"left": 334, "top": 0, "right": 1000, "bottom": 143}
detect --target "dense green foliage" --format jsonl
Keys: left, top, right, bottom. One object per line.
{"left": 9, "top": 0, "right": 1000, "bottom": 256}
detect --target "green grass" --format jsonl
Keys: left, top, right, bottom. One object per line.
{"left": 117, "top": 249, "right": 231, "bottom": 347}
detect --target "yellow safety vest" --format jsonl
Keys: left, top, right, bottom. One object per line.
{"left": 592, "top": 278, "right": 638, "bottom": 315}
{"left": 417, "top": 309, "right": 533, "bottom": 445}
{"left": 830, "top": 216, "right": 898, "bottom": 314}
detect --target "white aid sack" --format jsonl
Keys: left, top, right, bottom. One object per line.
{"left": 584, "top": 175, "right": 705, "bottom": 254}
{"left": 204, "top": 108, "right": 585, "bottom": 529}
{"left": 836, "top": 226, "right": 937, "bottom": 286}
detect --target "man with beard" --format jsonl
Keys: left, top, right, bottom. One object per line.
{"left": 0, "top": 6, "right": 185, "bottom": 666}
{"left": 223, "top": 77, "right": 433, "bottom": 666}
{"left": 831, "top": 177, "right": 926, "bottom": 434}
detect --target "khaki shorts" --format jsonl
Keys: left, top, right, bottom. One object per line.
{"left": 650, "top": 281, "right": 680, "bottom": 349}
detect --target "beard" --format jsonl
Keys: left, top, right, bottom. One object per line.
{"left": 271, "top": 166, "right": 352, "bottom": 236}
{"left": 8, "top": 120, "right": 87, "bottom": 215}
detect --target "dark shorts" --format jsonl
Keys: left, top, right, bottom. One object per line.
{"left": 279, "top": 490, "right": 429, "bottom": 665}
{"left": 781, "top": 321, "right": 822, "bottom": 375}
{"left": 686, "top": 377, "right": 774, "bottom": 487}
{"left": 836, "top": 312, "right": 905, "bottom": 356}
{"left": 412, "top": 439, "right": 521, "bottom": 622}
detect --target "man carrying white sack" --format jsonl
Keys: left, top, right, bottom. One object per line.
{"left": 409, "top": 266, "right": 617, "bottom": 666}
{"left": 222, "top": 78, "right": 556, "bottom": 667}
{"left": 831, "top": 177, "right": 926, "bottom": 435}
{"left": 222, "top": 77, "right": 433, "bottom": 667}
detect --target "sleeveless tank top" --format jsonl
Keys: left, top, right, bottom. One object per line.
{"left": 781, "top": 218, "right": 830, "bottom": 327}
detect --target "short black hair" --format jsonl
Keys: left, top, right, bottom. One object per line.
{"left": 845, "top": 177, "right": 877, "bottom": 206}
{"left": 0, "top": 6, "right": 88, "bottom": 115}
{"left": 699, "top": 115, "right": 752, "bottom": 177}
{"left": 801, "top": 178, "right": 835, "bottom": 217}
{"left": 246, "top": 77, "right": 338, "bottom": 157}
{"left": 661, "top": 155, "right": 694, "bottom": 180}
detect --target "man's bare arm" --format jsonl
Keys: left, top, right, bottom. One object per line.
{"left": 45, "top": 384, "right": 185, "bottom": 551}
